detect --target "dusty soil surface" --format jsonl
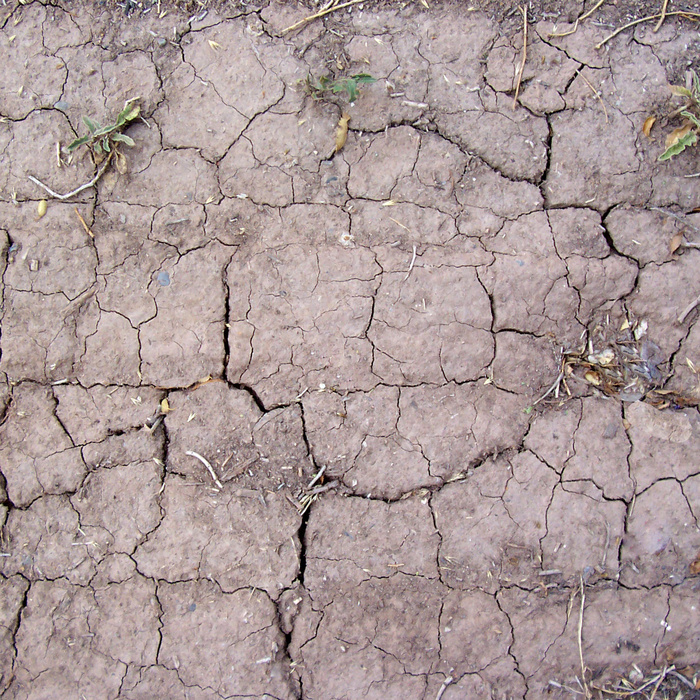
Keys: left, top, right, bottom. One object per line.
{"left": 1, "top": 0, "right": 700, "bottom": 698}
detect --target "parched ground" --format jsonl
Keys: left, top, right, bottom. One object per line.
{"left": 1, "top": 0, "right": 699, "bottom": 698}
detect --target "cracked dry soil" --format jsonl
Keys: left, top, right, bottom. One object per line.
{"left": 0, "top": 0, "right": 699, "bottom": 698}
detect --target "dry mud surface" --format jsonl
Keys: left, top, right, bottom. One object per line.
{"left": 1, "top": 0, "right": 700, "bottom": 698}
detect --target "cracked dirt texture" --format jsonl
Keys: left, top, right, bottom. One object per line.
{"left": 0, "top": 1, "right": 699, "bottom": 698}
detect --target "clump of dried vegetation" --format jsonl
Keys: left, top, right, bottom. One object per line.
{"left": 534, "top": 315, "right": 699, "bottom": 411}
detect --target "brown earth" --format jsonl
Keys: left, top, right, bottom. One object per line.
{"left": 1, "top": 0, "right": 699, "bottom": 698}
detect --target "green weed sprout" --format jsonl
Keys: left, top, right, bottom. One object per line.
{"left": 303, "top": 73, "right": 377, "bottom": 103}
{"left": 68, "top": 98, "right": 140, "bottom": 157}
{"left": 659, "top": 69, "right": 700, "bottom": 162}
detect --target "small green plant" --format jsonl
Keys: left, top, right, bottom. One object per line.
{"left": 68, "top": 98, "right": 140, "bottom": 159}
{"left": 302, "top": 73, "right": 377, "bottom": 103}
{"left": 659, "top": 69, "right": 700, "bottom": 161}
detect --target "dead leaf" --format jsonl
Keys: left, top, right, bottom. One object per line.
{"left": 585, "top": 371, "right": 601, "bottom": 386}
{"left": 115, "top": 151, "right": 128, "bottom": 174}
{"left": 690, "top": 552, "right": 700, "bottom": 575}
{"left": 665, "top": 123, "right": 692, "bottom": 149}
{"left": 37, "top": 199, "right": 47, "bottom": 219}
{"left": 670, "top": 231, "right": 684, "bottom": 253}
{"left": 208, "top": 40, "right": 223, "bottom": 51}
{"left": 642, "top": 115, "right": 656, "bottom": 137}
{"left": 334, "top": 112, "right": 351, "bottom": 153}
{"left": 160, "top": 398, "right": 172, "bottom": 414}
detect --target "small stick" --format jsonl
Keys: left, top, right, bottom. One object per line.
{"left": 389, "top": 217, "right": 410, "bottom": 232}
{"left": 533, "top": 370, "right": 564, "bottom": 406}
{"left": 677, "top": 292, "right": 700, "bottom": 324}
{"left": 28, "top": 152, "right": 114, "bottom": 200}
{"left": 435, "top": 676, "right": 453, "bottom": 700}
{"left": 186, "top": 450, "right": 223, "bottom": 489}
{"left": 74, "top": 207, "right": 94, "bottom": 238}
{"left": 306, "top": 480, "right": 339, "bottom": 496}
{"left": 512, "top": 5, "right": 528, "bottom": 110}
{"left": 595, "top": 11, "right": 700, "bottom": 49}
{"left": 307, "top": 464, "right": 327, "bottom": 489}
{"left": 578, "top": 71, "right": 608, "bottom": 123}
{"left": 577, "top": 575, "right": 590, "bottom": 699}
{"left": 653, "top": 0, "right": 669, "bottom": 32}
{"left": 282, "top": 0, "right": 364, "bottom": 34}
{"left": 403, "top": 244, "right": 417, "bottom": 281}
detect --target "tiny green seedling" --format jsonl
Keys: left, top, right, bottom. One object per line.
{"left": 303, "top": 73, "right": 377, "bottom": 103}
{"left": 68, "top": 98, "right": 140, "bottom": 167}
{"left": 659, "top": 69, "right": 700, "bottom": 162}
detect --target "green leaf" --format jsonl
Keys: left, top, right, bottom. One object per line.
{"left": 116, "top": 103, "right": 140, "bottom": 126}
{"left": 94, "top": 140, "right": 102, "bottom": 155}
{"left": 351, "top": 74, "right": 377, "bottom": 85}
{"left": 659, "top": 130, "right": 698, "bottom": 161}
{"left": 67, "top": 134, "right": 92, "bottom": 151}
{"left": 102, "top": 136, "right": 111, "bottom": 153}
{"left": 682, "top": 110, "right": 700, "bottom": 129}
{"left": 111, "top": 133, "right": 135, "bottom": 147}
{"left": 82, "top": 116, "right": 100, "bottom": 134}
{"left": 670, "top": 85, "right": 692, "bottom": 98}
{"left": 93, "top": 123, "right": 116, "bottom": 137}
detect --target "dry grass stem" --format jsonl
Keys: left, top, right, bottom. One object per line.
{"left": 577, "top": 575, "right": 591, "bottom": 699}
{"left": 403, "top": 244, "right": 417, "bottom": 281}
{"left": 185, "top": 450, "right": 223, "bottom": 489}
{"left": 650, "top": 206, "right": 700, "bottom": 234}
{"left": 28, "top": 152, "right": 114, "bottom": 200}
{"left": 653, "top": 0, "right": 670, "bottom": 32}
{"left": 549, "top": 0, "right": 605, "bottom": 37}
{"left": 512, "top": 5, "right": 528, "bottom": 110}
{"left": 579, "top": 71, "right": 609, "bottom": 122}
{"left": 677, "top": 292, "right": 700, "bottom": 324}
{"left": 74, "top": 207, "right": 94, "bottom": 238}
{"left": 435, "top": 676, "right": 453, "bottom": 700}
{"left": 533, "top": 369, "right": 565, "bottom": 405}
{"left": 595, "top": 11, "right": 700, "bottom": 49}
{"left": 282, "top": 0, "right": 365, "bottom": 34}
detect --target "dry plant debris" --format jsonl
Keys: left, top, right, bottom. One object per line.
{"left": 536, "top": 316, "right": 699, "bottom": 410}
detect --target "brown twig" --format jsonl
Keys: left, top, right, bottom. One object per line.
{"left": 512, "top": 5, "right": 528, "bottom": 110}
{"left": 28, "top": 151, "right": 114, "bottom": 200}
{"left": 578, "top": 70, "right": 609, "bottom": 123}
{"left": 74, "top": 207, "right": 94, "bottom": 238}
{"left": 595, "top": 11, "right": 700, "bottom": 49}
{"left": 282, "top": 0, "right": 365, "bottom": 34}
{"left": 653, "top": 0, "right": 670, "bottom": 32}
